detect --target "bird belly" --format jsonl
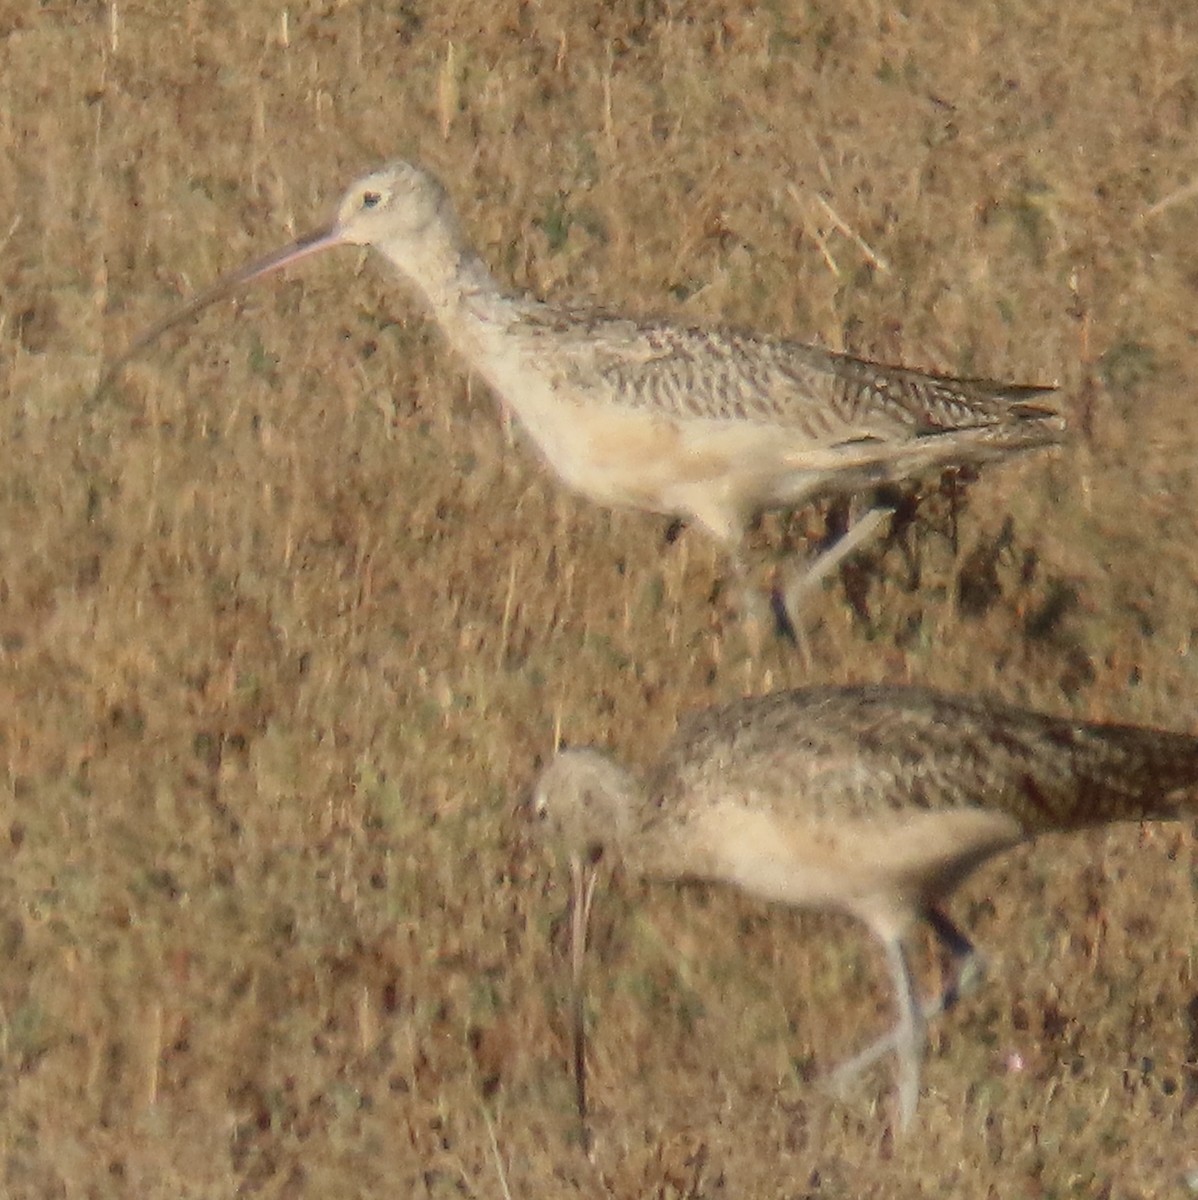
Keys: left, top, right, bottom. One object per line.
{"left": 472, "top": 341, "right": 849, "bottom": 537}
{"left": 538, "top": 404, "right": 695, "bottom": 512}
{"left": 520, "top": 400, "right": 824, "bottom": 541}
{"left": 469, "top": 358, "right": 680, "bottom": 511}
{"left": 500, "top": 391, "right": 779, "bottom": 519}
{"left": 699, "top": 805, "right": 1023, "bottom": 938}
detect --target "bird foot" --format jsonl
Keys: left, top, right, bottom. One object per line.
{"left": 824, "top": 950, "right": 988, "bottom": 1105}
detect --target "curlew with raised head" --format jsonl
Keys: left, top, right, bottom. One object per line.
{"left": 99, "top": 161, "right": 1065, "bottom": 628}
{"left": 533, "top": 684, "right": 1198, "bottom": 1133}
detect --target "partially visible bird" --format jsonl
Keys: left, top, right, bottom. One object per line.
{"left": 533, "top": 684, "right": 1198, "bottom": 1133}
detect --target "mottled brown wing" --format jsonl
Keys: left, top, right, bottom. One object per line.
{"left": 652, "top": 685, "right": 1198, "bottom": 834}
{"left": 524, "top": 307, "right": 1063, "bottom": 447}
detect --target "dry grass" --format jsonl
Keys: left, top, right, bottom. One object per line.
{"left": 2, "top": 0, "right": 1198, "bottom": 1195}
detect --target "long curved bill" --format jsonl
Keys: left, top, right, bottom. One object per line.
{"left": 569, "top": 852, "right": 600, "bottom": 1155}
{"left": 93, "top": 221, "right": 345, "bottom": 400}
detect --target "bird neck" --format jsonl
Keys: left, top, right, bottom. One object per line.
{"left": 379, "top": 217, "right": 502, "bottom": 315}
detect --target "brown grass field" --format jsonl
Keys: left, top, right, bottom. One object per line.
{"left": 3, "top": 0, "right": 1198, "bottom": 1195}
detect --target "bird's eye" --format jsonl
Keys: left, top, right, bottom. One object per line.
{"left": 361, "top": 190, "right": 383, "bottom": 210}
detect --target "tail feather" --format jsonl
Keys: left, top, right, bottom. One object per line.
{"left": 952, "top": 702, "right": 1198, "bottom": 835}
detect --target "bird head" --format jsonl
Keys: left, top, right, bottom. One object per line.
{"left": 93, "top": 158, "right": 460, "bottom": 398}
{"left": 532, "top": 747, "right": 641, "bottom": 865}
{"left": 332, "top": 160, "right": 454, "bottom": 249}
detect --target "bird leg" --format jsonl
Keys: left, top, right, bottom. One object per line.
{"left": 777, "top": 505, "right": 895, "bottom": 630}
{"left": 825, "top": 908, "right": 983, "bottom": 1121}
{"left": 925, "top": 906, "right": 984, "bottom": 1011}
{"left": 883, "top": 932, "right": 924, "bottom": 1129}
{"left": 569, "top": 853, "right": 600, "bottom": 1154}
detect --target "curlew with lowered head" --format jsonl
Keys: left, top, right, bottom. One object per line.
{"left": 534, "top": 683, "right": 1198, "bottom": 1134}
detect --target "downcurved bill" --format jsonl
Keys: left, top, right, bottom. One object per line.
{"left": 94, "top": 221, "right": 345, "bottom": 399}
{"left": 570, "top": 853, "right": 600, "bottom": 1154}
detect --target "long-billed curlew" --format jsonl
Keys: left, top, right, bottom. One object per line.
{"left": 99, "top": 161, "right": 1065, "bottom": 628}
{"left": 533, "top": 684, "right": 1198, "bottom": 1133}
